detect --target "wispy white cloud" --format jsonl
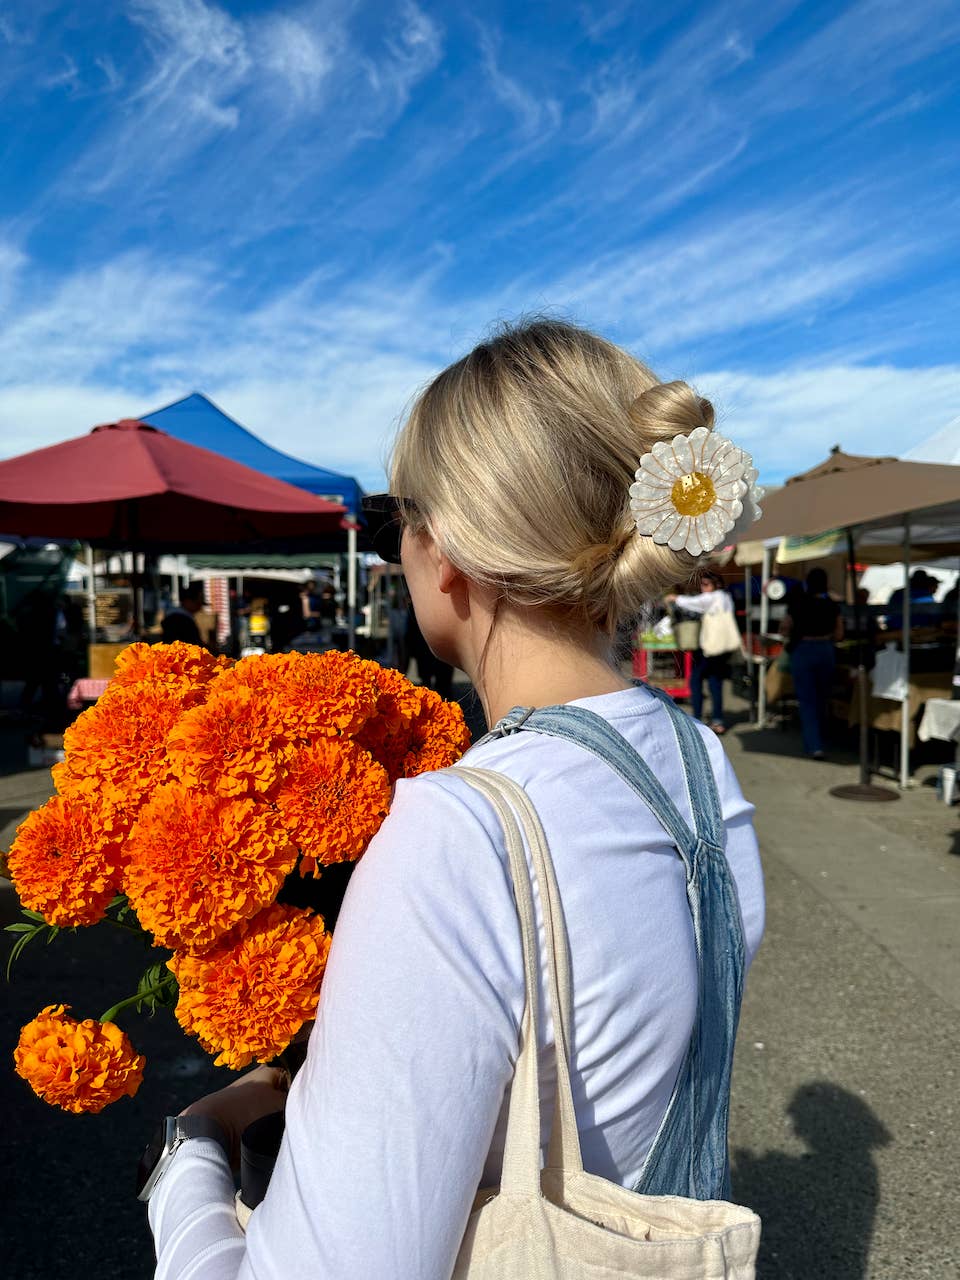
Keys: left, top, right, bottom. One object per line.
{"left": 0, "top": 242, "right": 27, "bottom": 309}
{"left": 745, "top": 0, "right": 960, "bottom": 120}
{"left": 0, "top": 252, "right": 217, "bottom": 383}
{"left": 2, "top": 238, "right": 958, "bottom": 494}
{"left": 38, "top": 53, "right": 80, "bottom": 92}
{"left": 477, "top": 25, "right": 561, "bottom": 141}
{"left": 702, "top": 363, "right": 960, "bottom": 482}
{"left": 128, "top": 0, "right": 250, "bottom": 99}
{"left": 259, "top": 14, "right": 333, "bottom": 106}
{"left": 1, "top": 0, "right": 957, "bottom": 495}
{"left": 0, "top": 247, "right": 448, "bottom": 486}
{"left": 94, "top": 53, "right": 123, "bottom": 92}
{"left": 534, "top": 198, "right": 917, "bottom": 355}
{"left": 867, "top": 90, "right": 941, "bottom": 127}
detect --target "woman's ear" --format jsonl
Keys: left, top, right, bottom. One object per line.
{"left": 437, "top": 551, "right": 461, "bottom": 596}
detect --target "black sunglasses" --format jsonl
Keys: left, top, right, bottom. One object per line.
{"left": 361, "top": 493, "right": 417, "bottom": 565}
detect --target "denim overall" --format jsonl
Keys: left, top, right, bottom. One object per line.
{"left": 475, "top": 685, "right": 746, "bottom": 1202}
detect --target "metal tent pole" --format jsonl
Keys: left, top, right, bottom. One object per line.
{"left": 85, "top": 544, "right": 97, "bottom": 641}
{"left": 757, "top": 544, "right": 772, "bottom": 727}
{"left": 830, "top": 527, "right": 898, "bottom": 801}
{"left": 347, "top": 525, "right": 357, "bottom": 651}
{"left": 900, "top": 516, "right": 913, "bottom": 789}
{"left": 744, "top": 561, "right": 754, "bottom": 718}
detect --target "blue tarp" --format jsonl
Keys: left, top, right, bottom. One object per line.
{"left": 141, "top": 392, "right": 364, "bottom": 518}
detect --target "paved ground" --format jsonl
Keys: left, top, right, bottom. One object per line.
{"left": 1, "top": 694, "right": 958, "bottom": 1278}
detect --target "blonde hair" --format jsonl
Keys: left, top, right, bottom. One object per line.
{"left": 390, "top": 319, "right": 714, "bottom": 634}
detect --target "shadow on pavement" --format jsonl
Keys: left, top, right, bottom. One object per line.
{"left": 735, "top": 724, "right": 808, "bottom": 759}
{"left": 732, "top": 1081, "right": 891, "bottom": 1279}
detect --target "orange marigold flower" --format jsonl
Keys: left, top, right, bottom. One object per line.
{"left": 269, "top": 650, "right": 380, "bottom": 741}
{"left": 170, "top": 904, "right": 331, "bottom": 1069}
{"left": 14, "top": 1004, "right": 145, "bottom": 1113}
{"left": 399, "top": 686, "right": 472, "bottom": 779}
{"left": 355, "top": 662, "right": 428, "bottom": 781}
{"left": 7, "top": 794, "right": 125, "bottom": 926}
{"left": 275, "top": 738, "right": 391, "bottom": 876}
{"left": 207, "top": 649, "right": 381, "bottom": 745}
{"left": 166, "top": 684, "right": 288, "bottom": 798}
{"left": 124, "top": 783, "right": 297, "bottom": 951}
{"left": 111, "top": 640, "right": 230, "bottom": 692}
{"left": 56, "top": 682, "right": 190, "bottom": 808}
{"left": 359, "top": 660, "right": 422, "bottom": 730}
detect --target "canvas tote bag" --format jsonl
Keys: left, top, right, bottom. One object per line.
{"left": 451, "top": 766, "right": 760, "bottom": 1280}
{"left": 699, "top": 602, "right": 743, "bottom": 658}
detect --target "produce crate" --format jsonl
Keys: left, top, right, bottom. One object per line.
{"left": 632, "top": 647, "right": 692, "bottom": 699}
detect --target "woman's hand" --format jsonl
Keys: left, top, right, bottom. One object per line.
{"left": 180, "top": 1065, "right": 289, "bottom": 1171}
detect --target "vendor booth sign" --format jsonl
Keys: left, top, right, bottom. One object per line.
{"left": 776, "top": 529, "right": 846, "bottom": 564}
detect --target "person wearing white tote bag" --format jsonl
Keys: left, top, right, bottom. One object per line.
{"left": 147, "top": 321, "right": 765, "bottom": 1280}
{"left": 667, "top": 572, "right": 742, "bottom": 736}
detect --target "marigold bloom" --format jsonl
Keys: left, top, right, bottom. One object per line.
{"left": 124, "top": 783, "right": 297, "bottom": 951}
{"left": 14, "top": 1004, "right": 145, "bottom": 1113}
{"left": 359, "top": 660, "right": 423, "bottom": 731}
{"left": 56, "top": 682, "right": 190, "bottom": 809}
{"left": 275, "top": 739, "right": 391, "bottom": 876}
{"left": 399, "top": 686, "right": 472, "bottom": 779}
{"left": 7, "top": 794, "right": 125, "bottom": 926}
{"left": 266, "top": 649, "right": 380, "bottom": 741}
{"left": 170, "top": 904, "right": 331, "bottom": 1069}
{"left": 354, "top": 662, "right": 424, "bottom": 779}
{"left": 166, "top": 684, "right": 288, "bottom": 798}
{"left": 111, "top": 640, "right": 230, "bottom": 692}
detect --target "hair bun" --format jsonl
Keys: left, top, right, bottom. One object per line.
{"left": 628, "top": 381, "right": 715, "bottom": 440}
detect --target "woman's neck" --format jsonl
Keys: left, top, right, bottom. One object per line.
{"left": 465, "top": 607, "right": 632, "bottom": 728}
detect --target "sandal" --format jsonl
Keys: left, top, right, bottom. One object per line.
{"left": 710, "top": 722, "right": 727, "bottom": 736}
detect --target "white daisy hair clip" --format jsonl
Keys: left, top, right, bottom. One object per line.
{"left": 628, "top": 425, "right": 764, "bottom": 557}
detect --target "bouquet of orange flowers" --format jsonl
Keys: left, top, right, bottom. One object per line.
{"left": 7, "top": 643, "right": 470, "bottom": 1114}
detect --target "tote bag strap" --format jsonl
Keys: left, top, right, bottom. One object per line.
{"left": 455, "top": 766, "right": 584, "bottom": 1191}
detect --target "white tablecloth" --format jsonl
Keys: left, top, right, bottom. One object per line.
{"left": 917, "top": 698, "right": 960, "bottom": 743}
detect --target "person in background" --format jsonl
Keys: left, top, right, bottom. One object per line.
{"left": 781, "top": 567, "right": 843, "bottom": 760}
{"left": 299, "top": 578, "right": 323, "bottom": 630}
{"left": 386, "top": 588, "right": 410, "bottom": 674}
{"left": 161, "top": 582, "right": 205, "bottom": 647}
{"left": 667, "top": 569, "right": 736, "bottom": 735}
{"left": 885, "top": 569, "right": 941, "bottom": 632}
{"left": 406, "top": 598, "right": 455, "bottom": 695}
{"left": 319, "top": 584, "right": 338, "bottom": 629}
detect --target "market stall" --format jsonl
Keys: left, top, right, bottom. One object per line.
{"left": 0, "top": 419, "right": 347, "bottom": 684}
{"left": 742, "top": 447, "right": 960, "bottom": 796}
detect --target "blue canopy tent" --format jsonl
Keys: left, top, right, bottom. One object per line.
{"left": 141, "top": 392, "right": 364, "bottom": 518}
{"left": 141, "top": 392, "right": 367, "bottom": 645}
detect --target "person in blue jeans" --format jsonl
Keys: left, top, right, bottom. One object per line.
{"left": 669, "top": 571, "right": 735, "bottom": 735}
{"left": 783, "top": 568, "right": 843, "bottom": 758}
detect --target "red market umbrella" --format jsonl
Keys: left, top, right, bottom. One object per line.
{"left": 0, "top": 419, "right": 347, "bottom": 549}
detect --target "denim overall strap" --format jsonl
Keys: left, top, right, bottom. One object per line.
{"left": 484, "top": 694, "right": 746, "bottom": 1201}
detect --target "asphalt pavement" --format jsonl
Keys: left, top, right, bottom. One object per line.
{"left": 2, "top": 696, "right": 958, "bottom": 1278}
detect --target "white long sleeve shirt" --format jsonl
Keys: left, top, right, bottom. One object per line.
{"left": 149, "top": 685, "right": 764, "bottom": 1280}
{"left": 673, "top": 589, "right": 735, "bottom": 616}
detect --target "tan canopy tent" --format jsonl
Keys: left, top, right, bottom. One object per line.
{"left": 742, "top": 446, "right": 960, "bottom": 798}
{"left": 750, "top": 448, "right": 960, "bottom": 545}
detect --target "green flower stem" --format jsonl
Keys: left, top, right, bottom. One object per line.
{"left": 103, "top": 914, "right": 145, "bottom": 935}
{"left": 100, "top": 978, "right": 173, "bottom": 1026}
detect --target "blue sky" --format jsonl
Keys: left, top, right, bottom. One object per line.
{"left": 0, "top": 0, "right": 958, "bottom": 490}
